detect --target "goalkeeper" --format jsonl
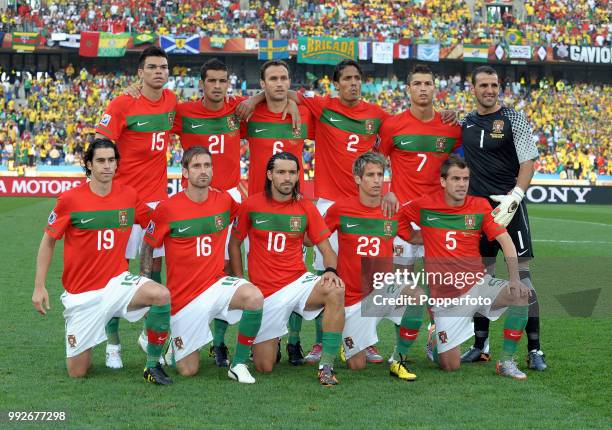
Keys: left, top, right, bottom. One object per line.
{"left": 459, "top": 66, "right": 547, "bottom": 371}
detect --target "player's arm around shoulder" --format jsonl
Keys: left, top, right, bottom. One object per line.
{"left": 33, "top": 233, "right": 57, "bottom": 315}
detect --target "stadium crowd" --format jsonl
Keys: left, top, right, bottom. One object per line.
{"left": 1, "top": 0, "right": 610, "bottom": 46}
{"left": 1, "top": 65, "right": 610, "bottom": 180}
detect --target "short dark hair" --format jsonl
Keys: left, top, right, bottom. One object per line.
{"left": 408, "top": 64, "right": 434, "bottom": 84}
{"left": 471, "top": 65, "right": 498, "bottom": 84}
{"left": 138, "top": 46, "right": 168, "bottom": 69}
{"left": 182, "top": 146, "right": 212, "bottom": 170}
{"left": 265, "top": 152, "right": 300, "bottom": 201}
{"left": 260, "top": 60, "right": 290, "bottom": 81}
{"left": 441, "top": 154, "right": 468, "bottom": 178}
{"left": 200, "top": 58, "right": 228, "bottom": 81}
{"left": 333, "top": 59, "right": 362, "bottom": 82}
{"left": 83, "top": 138, "right": 119, "bottom": 178}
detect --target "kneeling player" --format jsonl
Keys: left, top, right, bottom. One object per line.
{"left": 326, "top": 152, "right": 425, "bottom": 380}
{"left": 229, "top": 152, "right": 345, "bottom": 386}
{"left": 32, "top": 139, "right": 172, "bottom": 384}
{"left": 143, "top": 146, "right": 263, "bottom": 383}
{"left": 399, "top": 155, "right": 530, "bottom": 379}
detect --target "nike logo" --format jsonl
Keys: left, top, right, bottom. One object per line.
{"left": 399, "top": 141, "right": 413, "bottom": 146}
{"left": 80, "top": 218, "right": 94, "bottom": 224}
{"left": 518, "top": 249, "right": 529, "bottom": 256}
{"left": 255, "top": 219, "right": 269, "bottom": 224}
{"left": 255, "top": 128, "right": 267, "bottom": 133}
{"left": 508, "top": 332, "right": 521, "bottom": 338}
{"left": 466, "top": 124, "right": 475, "bottom": 128}
{"left": 137, "top": 121, "right": 150, "bottom": 126}
{"left": 346, "top": 223, "right": 358, "bottom": 228}
{"left": 426, "top": 216, "right": 439, "bottom": 221}
{"left": 329, "top": 117, "right": 341, "bottom": 122}
{"left": 178, "top": 226, "right": 191, "bottom": 233}
{"left": 191, "top": 124, "right": 204, "bottom": 129}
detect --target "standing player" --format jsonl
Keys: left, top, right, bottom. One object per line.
{"left": 243, "top": 60, "right": 314, "bottom": 197}
{"left": 325, "top": 152, "right": 424, "bottom": 380}
{"left": 95, "top": 46, "right": 177, "bottom": 366}
{"left": 379, "top": 64, "right": 462, "bottom": 268}
{"left": 32, "top": 139, "right": 173, "bottom": 384}
{"left": 142, "top": 146, "right": 263, "bottom": 383}
{"left": 459, "top": 66, "right": 546, "bottom": 370}
{"left": 228, "top": 152, "right": 346, "bottom": 386}
{"left": 400, "top": 155, "right": 530, "bottom": 379}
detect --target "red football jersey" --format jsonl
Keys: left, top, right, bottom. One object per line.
{"left": 399, "top": 190, "right": 506, "bottom": 298}
{"left": 325, "top": 196, "right": 412, "bottom": 306}
{"left": 243, "top": 103, "right": 314, "bottom": 196}
{"left": 45, "top": 182, "right": 150, "bottom": 294}
{"left": 95, "top": 90, "right": 177, "bottom": 202}
{"left": 144, "top": 190, "right": 239, "bottom": 315}
{"left": 379, "top": 110, "right": 462, "bottom": 203}
{"left": 299, "top": 94, "right": 390, "bottom": 200}
{"left": 172, "top": 96, "right": 246, "bottom": 191}
{"left": 232, "top": 193, "right": 330, "bottom": 297}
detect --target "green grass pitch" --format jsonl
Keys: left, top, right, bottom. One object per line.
{"left": 1, "top": 198, "right": 611, "bottom": 429}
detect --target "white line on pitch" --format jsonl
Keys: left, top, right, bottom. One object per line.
{"left": 533, "top": 239, "right": 612, "bottom": 244}
{"left": 531, "top": 216, "right": 612, "bottom": 227}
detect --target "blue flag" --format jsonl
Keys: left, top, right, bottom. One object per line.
{"left": 258, "top": 39, "right": 289, "bottom": 60}
{"left": 160, "top": 35, "right": 200, "bottom": 54}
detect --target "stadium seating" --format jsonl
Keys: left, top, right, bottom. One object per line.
{"left": 1, "top": 1, "right": 610, "bottom": 44}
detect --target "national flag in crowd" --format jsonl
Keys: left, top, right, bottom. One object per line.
{"left": 358, "top": 41, "right": 371, "bottom": 60}
{"left": 393, "top": 43, "right": 411, "bottom": 59}
{"left": 12, "top": 32, "right": 40, "bottom": 52}
{"left": 258, "top": 39, "right": 289, "bottom": 60}
{"left": 132, "top": 32, "right": 156, "bottom": 45}
{"left": 160, "top": 35, "right": 200, "bottom": 54}
{"left": 79, "top": 32, "right": 130, "bottom": 57}
{"left": 416, "top": 43, "right": 440, "bottom": 62}
{"left": 463, "top": 44, "right": 489, "bottom": 62}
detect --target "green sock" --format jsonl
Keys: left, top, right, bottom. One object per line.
{"left": 145, "top": 303, "right": 170, "bottom": 368}
{"left": 501, "top": 305, "right": 528, "bottom": 361}
{"left": 234, "top": 309, "right": 263, "bottom": 365}
{"left": 151, "top": 270, "right": 162, "bottom": 284}
{"left": 315, "top": 312, "right": 323, "bottom": 344}
{"left": 394, "top": 304, "right": 424, "bottom": 360}
{"left": 320, "top": 331, "right": 342, "bottom": 368}
{"left": 213, "top": 319, "right": 229, "bottom": 347}
{"left": 105, "top": 317, "right": 120, "bottom": 345}
{"left": 288, "top": 312, "right": 303, "bottom": 345}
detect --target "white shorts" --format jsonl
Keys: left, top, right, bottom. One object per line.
{"left": 313, "top": 198, "right": 337, "bottom": 271}
{"left": 254, "top": 273, "right": 323, "bottom": 344}
{"left": 61, "top": 272, "right": 150, "bottom": 357}
{"left": 126, "top": 201, "right": 164, "bottom": 259}
{"left": 342, "top": 283, "right": 405, "bottom": 360}
{"left": 433, "top": 275, "right": 507, "bottom": 353}
{"left": 169, "top": 276, "right": 249, "bottom": 362}
{"left": 393, "top": 223, "right": 423, "bottom": 265}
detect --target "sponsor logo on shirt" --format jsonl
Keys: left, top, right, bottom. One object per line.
{"left": 118, "top": 210, "right": 129, "bottom": 227}
{"left": 290, "top": 217, "right": 302, "bottom": 232}
{"left": 48, "top": 210, "right": 57, "bottom": 225}
{"left": 100, "top": 114, "right": 112, "bottom": 127}
{"left": 491, "top": 119, "right": 505, "bottom": 138}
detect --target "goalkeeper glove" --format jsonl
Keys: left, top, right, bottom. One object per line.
{"left": 490, "top": 186, "right": 524, "bottom": 227}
